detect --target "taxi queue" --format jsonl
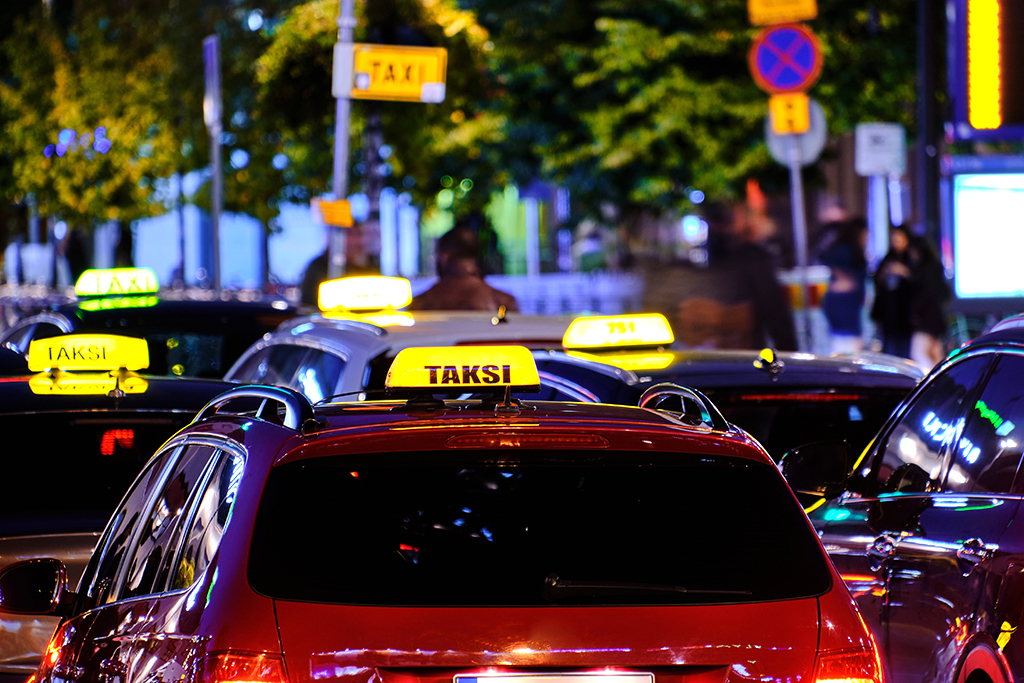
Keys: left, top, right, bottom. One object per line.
{"left": 0, "top": 267, "right": 999, "bottom": 683}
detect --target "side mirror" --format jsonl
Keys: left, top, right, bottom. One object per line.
{"left": 780, "top": 441, "right": 851, "bottom": 500}
{"left": 0, "top": 559, "right": 70, "bottom": 615}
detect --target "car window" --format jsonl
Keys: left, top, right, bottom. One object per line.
{"left": 873, "top": 356, "right": 991, "bottom": 494}
{"left": 294, "top": 350, "right": 346, "bottom": 402}
{"left": 231, "top": 344, "right": 310, "bottom": 387}
{"left": 81, "top": 445, "right": 182, "bottom": 607}
{"left": 165, "top": 450, "right": 245, "bottom": 591}
{"left": 944, "top": 354, "right": 1024, "bottom": 494}
{"left": 250, "top": 451, "right": 832, "bottom": 606}
{"left": 120, "top": 444, "right": 219, "bottom": 599}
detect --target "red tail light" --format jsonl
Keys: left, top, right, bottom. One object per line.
{"left": 814, "top": 648, "right": 884, "bottom": 683}
{"left": 200, "top": 653, "right": 288, "bottom": 683}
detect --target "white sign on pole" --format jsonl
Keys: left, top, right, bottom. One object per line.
{"left": 854, "top": 123, "right": 907, "bottom": 177}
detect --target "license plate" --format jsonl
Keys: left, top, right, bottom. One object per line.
{"left": 457, "top": 675, "right": 654, "bottom": 683}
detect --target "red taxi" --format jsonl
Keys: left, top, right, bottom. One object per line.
{"left": 0, "top": 346, "right": 881, "bottom": 683}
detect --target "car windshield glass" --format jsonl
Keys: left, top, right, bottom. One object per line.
{"left": 249, "top": 451, "right": 831, "bottom": 606}
{"left": 0, "top": 412, "right": 195, "bottom": 536}
{"left": 702, "top": 388, "right": 908, "bottom": 461}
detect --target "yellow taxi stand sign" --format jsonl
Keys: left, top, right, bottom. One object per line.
{"left": 351, "top": 44, "right": 447, "bottom": 104}
{"left": 75, "top": 268, "right": 159, "bottom": 298}
{"left": 319, "top": 199, "right": 354, "bottom": 228}
{"left": 27, "top": 334, "right": 150, "bottom": 395}
{"left": 748, "top": 0, "right": 817, "bottom": 26}
{"left": 386, "top": 345, "right": 540, "bottom": 393}
{"left": 562, "top": 313, "right": 675, "bottom": 351}
{"left": 318, "top": 276, "right": 413, "bottom": 312}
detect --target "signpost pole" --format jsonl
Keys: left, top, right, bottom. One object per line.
{"left": 202, "top": 35, "right": 223, "bottom": 292}
{"left": 329, "top": 0, "right": 356, "bottom": 280}
{"left": 786, "top": 134, "right": 811, "bottom": 352}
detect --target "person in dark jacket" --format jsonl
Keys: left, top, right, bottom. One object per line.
{"left": 819, "top": 218, "right": 868, "bottom": 352}
{"left": 871, "top": 226, "right": 914, "bottom": 358}
{"left": 908, "top": 235, "right": 950, "bottom": 369}
{"left": 409, "top": 223, "right": 519, "bottom": 312}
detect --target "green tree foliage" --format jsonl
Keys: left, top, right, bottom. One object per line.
{"left": 0, "top": 0, "right": 211, "bottom": 227}
{"left": 254, "top": 0, "right": 501, "bottom": 214}
{"left": 463, "top": 0, "right": 917, "bottom": 217}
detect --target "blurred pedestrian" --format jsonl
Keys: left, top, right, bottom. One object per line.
{"left": 908, "top": 235, "right": 950, "bottom": 370}
{"left": 871, "top": 225, "right": 914, "bottom": 358}
{"left": 409, "top": 223, "right": 519, "bottom": 312}
{"left": 726, "top": 200, "right": 798, "bottom": 351}
{"left": 819, "top": 218, "right": 868, "bottom": 353}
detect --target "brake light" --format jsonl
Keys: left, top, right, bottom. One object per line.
{"left": 446, "top": 433, "right": 610, "bottom": 449}
{"left": 200, "top": 653, "right": 288, "bottom": 683}
{"left": 814, "top": 648, "right": 883, "bottom": 683}
{"left": 100, "top": 429, "right": 135, "bottom": 456}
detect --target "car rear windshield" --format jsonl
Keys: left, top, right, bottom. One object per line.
{"left": 0, "top": 412, "right": 193, "bottom": 536}
{"left": 249, "top": 451, "right": 832, "bottom": 606}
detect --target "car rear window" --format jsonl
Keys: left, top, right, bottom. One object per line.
{"left": 249, "top": 451, "right": 831, "bottom": 606}
{"left": 0, "top": 413, "right": 194, "bottom": 536}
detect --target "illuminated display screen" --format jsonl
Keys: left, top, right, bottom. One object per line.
{"left": 951, "top": 172, "right": 1024, "bottom": 298}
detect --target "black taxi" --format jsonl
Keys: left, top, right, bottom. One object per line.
{"left": 0, "top": 334, "right": 234, "bottom": 683}
{"left": 0, "top": 268, "right": 296, "bottom": 378}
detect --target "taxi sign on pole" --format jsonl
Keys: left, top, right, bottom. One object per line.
{"left": 769, "top": 92, "right": 811, "bottom": 134}
{"left": 749, "top": 24, "right": 823, "bottom": 94}
{"left": 386, "top": 345, "right": 540, "bottom": 392}
{"left": 351, "top": 44, "right": 447, "bottom": 103}
{"left": 748, "top": 0, "right": 817, "bottom": 26}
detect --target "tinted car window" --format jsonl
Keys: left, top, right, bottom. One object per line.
{"left": 873, "top": 356, "right": 991, "bottom": 494}
{"left": 944, "top": 354, "right": 1024, "bottom": 493}
{"left": 121, "top": 444, "right": 218, "bottom": 599}
{"left": 294, "top": 351, "right": 345, "bottom": 403}
{"left": 250, "top": 451, "right": 831, "bottom": 606}
{"left": 167, "top": 451, "right": 244, "bottom": 590}
{"left": 0, "top": 415, "right": 195, "bottom": 537}
{"left": 232, "top": 345, "right": 310, "bottom": 387}
{"left": 81, "top": 445, "right": 181, "bottom": 606}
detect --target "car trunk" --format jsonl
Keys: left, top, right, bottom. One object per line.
{"left": 274, "top": 600, "right": 820, "bottom": 683}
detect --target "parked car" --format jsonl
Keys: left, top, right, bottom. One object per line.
{"left": 1, "top": 345, "right": 882, "bottom": 683}
{"left": 0, "top": 333, "right": 236, "bottom": 683}
{"left": 0, "top": 268, "right": 297, "bottom": 378}
{"left": 783, "top": 322, "right": 1024, "bottom": 683}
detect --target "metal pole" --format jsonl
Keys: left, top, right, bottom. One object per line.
{"left": 329, "top": 0, "right": 356, "bottom": 280}
{"left": 786, "top": 134, "right": 810, "bottom": 352}
{"left": 203, "top": 35, "right": 223, "bottom": 292}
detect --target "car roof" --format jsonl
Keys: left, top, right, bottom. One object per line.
{"left": 542, "top": 347, "right": 924, "bottom": 390}
{"left": 0, "top": 374, "right": 234, "bottom": 415}
{"left": 189, "top": 391, "right": 770, "bottom": 467}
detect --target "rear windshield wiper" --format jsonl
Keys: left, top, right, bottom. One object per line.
{"left": 543, "top": 573, "right": 752, "bottom": 598}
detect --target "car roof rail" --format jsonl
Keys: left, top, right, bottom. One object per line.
{"left": 194, "top": 385, "right": 319, "bottom": 432}
{"left": 638, "top": 382, "right": 729, "bottom": 431}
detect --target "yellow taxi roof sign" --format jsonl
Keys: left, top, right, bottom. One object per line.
{"left": 562, "top": 313, "right": 675, "bottom": 351}
{"left": 318, "top": 276, "right": 412, "bottom": 312}
{"left": 28, "top": 335, "right": 150, "bottom": 372}
{"left": 567, "top": 350, "right": 677, "bottom": 372}
{"left": 29, "top": 372, "right": 148, "bottom": 396}
{"left": 386, "top": 345, "right": 540, "bottom": 392}
{"left": 75, "top": 268, "right": 159, "bottom": 297}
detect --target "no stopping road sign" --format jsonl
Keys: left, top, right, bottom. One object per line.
{"left": 749, "top": 23, "right": 823, "bottom": 93}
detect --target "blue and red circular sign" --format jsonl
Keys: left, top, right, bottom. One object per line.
{"left": 748, "top": 24, "right": 823, "bottom": 94}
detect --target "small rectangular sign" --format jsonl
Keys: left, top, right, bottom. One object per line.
{"left": 769, "top": 92, "right": 811, "bottom": 135}
{"left": 748, "top": 0, "right": 817, "bottom": 25}
{"left": 854, "top": 122, "right": 907, "bottom": 176}
{"left": 351, "top": 44, "right": 447, "bottom": 103}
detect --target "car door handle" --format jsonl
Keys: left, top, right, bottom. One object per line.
{"left": 957, "top": 538, "right": 997, "bottom": 574}
{"left": 867, "top": 534, "right": 896, "bottom": 571}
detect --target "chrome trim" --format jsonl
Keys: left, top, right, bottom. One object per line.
{"left": 193, "top": 385, "right": 315, "bottom": 431}
{"left": 638, "top": 382, "right": 729, "bottom": 430}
